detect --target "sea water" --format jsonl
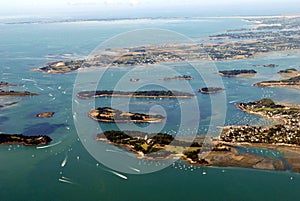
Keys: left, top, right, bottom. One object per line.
{"left": 1, "top": 17, "right": 300, "bottom": 201}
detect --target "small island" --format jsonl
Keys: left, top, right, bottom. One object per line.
{"left": 0, "top": 90, "right": 38, "bottom": 97}
{"left": 199, "top": 87, "right": 224, "bottom": 94}
{"left": 162, "top": 75, "right": 193, "bottom": 81}
{"left": 36, "top": 112, "right": 55, "bottom": 118}
{"left": 77, "top": 90, "right": 195, "bottom": 99}
{"left": 0, "top": 81, "right": 19, "bottom": 87}
{"left": 130, "top": 78, "right": 140, "bottom": 82}
{"left": 263, "top": 64, "right": 279, "bottom": 68}
{"left": 218, "top": 70, "right": 257, "bottom": 77}
{"left": 0, "top": 133, "right": 52, "bottom": 146}
{"left": 278, "top": 68, "right": 300, "bottom": 77}
{"left": 89, "top": 107, "right": 165, "bottom": 123}
{"left": 0, "top": 102, "right": 18, "bottom": 109}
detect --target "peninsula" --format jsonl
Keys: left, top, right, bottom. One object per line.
{"left": 0, "top": 133, "right": 52, "bottom": 146}
{"left": 89, "top": 107, "right": 165, "bottom": 123}
{"left": 77, "top": 90, "right": 195, "bottom": 99}
{"left": 95, "top": 130, "right": 287, "bottom": 171}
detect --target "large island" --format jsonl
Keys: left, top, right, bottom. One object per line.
{"left": 0, "top": 134, "right": 52, "bottom": 146}
{"left": 77, "top": 90, "right": 195, "bottom": 99}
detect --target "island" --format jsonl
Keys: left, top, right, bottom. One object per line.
{"left": 130, "top": 78, "right": 140, "bottom": 82}
{"left": 0, "top": 81, "right": 19, "bottom": 87}
{"left": 33, "top": 16, "right": 300, "bottom": 74}
{"left": 254, "top": 75, "right": 300, "bottom": 89}
{"left": 36, "top": 112, "right": 55, "bottom": 118}
{"left": 199, "top": 87, "right": 224, "bottom": 94}
{"left": 162, "top": 75, "right": 193, "bottom": 81}
{"left": 89, "top": 107, "right": 165, "bottom": 123}
{"left": 218, "top": 70, "right": 257, "bottom": 77}
{"left": 0, "top": 133, "right": 52, "bottom": 146}
{"left": 0, "top": 90, "right": 38, "bottom": 97}
{"left": 77, "top": 90, "right": 195, "bottom": 99}
{"left": 263, "top": 64, "right": 279, "bottom": 68}
{"left": 0, "top": 102, "right": 18, "bottom": 109}
{"left": 278, "top": 68, "right": 300, "bottom": 77}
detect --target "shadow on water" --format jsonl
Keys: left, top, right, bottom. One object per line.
{"left": 0, "top": 116, "right": 9, "bottom": 125}
{"left": 23, "top": 123, "right": 67, "bottom": 136}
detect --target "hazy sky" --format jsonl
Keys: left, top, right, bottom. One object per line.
{"left": 0, "top": 0, "right": 299, "bottom": 17}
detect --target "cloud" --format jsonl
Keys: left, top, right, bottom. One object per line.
{"left": 129, "top": 0, "right": 140, "bottom": 6}
{"left": 67, "top": 1, "right": 98, "bottom": 6}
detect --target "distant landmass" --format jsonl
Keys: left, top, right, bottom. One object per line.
{"left": 33, "top": 16, "right": 300, "bottom": 74}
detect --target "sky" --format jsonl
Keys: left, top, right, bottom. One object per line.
{"left": 0, "top": 0, "right": 299, "bottom": 18}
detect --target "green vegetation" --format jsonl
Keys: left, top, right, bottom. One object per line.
{"left": 77, "top": 90, "right": 195, "bottom": 99}
{"left": 199, "top": 87, "right": 224, "bottom": 94}
{"left": 162, "top": 75, "right": 193, "bottom": 81}
{"left": 97, "top": 130, "right": 174, "bottom": 154}
{"left": 0, "top": 81, "right": 19, "bottom": 87}
{"left": 0, "top": 91, "right": 38, "bottom": 97}
{"left": 219, "top": 70, "right": 257, "bottom": 77}
{"left": 0, "top": 134, "right": 52, "bottom": 146}
{"left": 89, "top": 107, "right": 165, "bottom": 123}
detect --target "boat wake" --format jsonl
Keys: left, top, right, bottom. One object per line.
{"left": 36, "top": 141, "right": 62, "bottom": 149}
{"left": 61, "top": 155, "right": 68, "bottom": 167}
{"left": 58, "top": 176, "right": 77, "bottom": 185}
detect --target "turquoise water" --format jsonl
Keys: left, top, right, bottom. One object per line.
{"left": 1, "top": 18, "right": 300, "bottom": 201}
